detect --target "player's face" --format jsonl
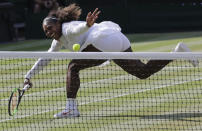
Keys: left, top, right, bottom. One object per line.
{"left": 43, "top": 22, "right": 62, "bottom": 40}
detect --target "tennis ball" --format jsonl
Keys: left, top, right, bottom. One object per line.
{"left": 72, "top": 44, "right": 80, "bottom": 52}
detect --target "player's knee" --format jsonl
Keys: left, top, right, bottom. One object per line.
{"left": 136, "top": 74, "right": 151, "bottom": 79}
{"left": 68, "top": 63, "right": 80, "bottom": 72}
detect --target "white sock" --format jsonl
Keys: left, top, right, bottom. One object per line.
{"left": 66, "top": 98, "right": 77, "bottom": 110}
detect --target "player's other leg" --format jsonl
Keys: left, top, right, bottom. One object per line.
{"left": 174, "top": 42, "right": 199, "bottom": 67}
{"left": 113, "top": 47, "right": 172, "bottom": 79}
{"left": 113, "top": 43, "right": 198, "bottom": 79}
{"left": 54, "top": 45, "right": 107, "bottom": 119}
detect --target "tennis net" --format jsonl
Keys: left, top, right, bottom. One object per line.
{"left": 0, "top": 51, "right": 202, "bottom": 131}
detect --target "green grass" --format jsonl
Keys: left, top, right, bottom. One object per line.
{"left": 1, "top": 31, "right": 202, "bottom": 131}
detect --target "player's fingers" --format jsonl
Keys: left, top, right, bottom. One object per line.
{"left": 87, "top": 12, "right": 92, "bottom": 17}
{"left": 92, "top": 12, "right": 100, "bottom": 20}
{"left": 24, "top": 78, "right": 30, "bottom": 84}
{"left": 92, "top": 8, "right": 99, "bottom": 16}
{"left": 93, "top": 16, "right": 98, "bottom": 21}
{"left": 95, "top": 11, "right": 101, "bottom": 17}
{"left": 29, "top": 82, "right": 33, "bottom": 88}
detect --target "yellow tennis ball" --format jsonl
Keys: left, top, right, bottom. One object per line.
{"left": 73, "top": 44, "right": 80, "bottom": 51}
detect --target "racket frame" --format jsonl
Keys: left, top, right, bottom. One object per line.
{"left": 8, "top": 87, "right": 26, "bottom": 116}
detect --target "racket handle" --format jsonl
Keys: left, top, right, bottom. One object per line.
{"left": 22, "top": 84, "right": 30, "bottom": 91}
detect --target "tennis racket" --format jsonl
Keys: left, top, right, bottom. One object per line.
{"left": 8, "top": 84, "right": 30, "bottom": 116}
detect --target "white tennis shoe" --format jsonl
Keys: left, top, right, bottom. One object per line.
{"left": 54, "top": 108, "right": 80, "bottom": 119}
{"left": 174, "top": 42, "right": 199, "bottom": 67}
{"left": 54, "top": 98, "right": 80, "bottom": 119}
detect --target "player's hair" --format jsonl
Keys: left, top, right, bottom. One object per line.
{"left": 45, "top": 3, "right": 82, "bottom": 24}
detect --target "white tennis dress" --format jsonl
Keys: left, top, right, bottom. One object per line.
{"left": 25, "top": 21, "right": 131, "bottom": 79}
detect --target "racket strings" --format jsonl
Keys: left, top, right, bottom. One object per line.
{"left": 11, "top": 92, "right": 18, "bottom": 113}
{"left": 11, "top": 93, "right": 17, "bottom": 110}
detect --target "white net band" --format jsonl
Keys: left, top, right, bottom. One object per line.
{"left": 0, "top": 51, "right": 201, "bottom": 60}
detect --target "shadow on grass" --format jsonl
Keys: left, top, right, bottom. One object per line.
{"left": 107, "top": 113, "right": 202, "bottom": 122}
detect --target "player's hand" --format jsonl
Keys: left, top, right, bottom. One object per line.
{"left": 86, "top": 8, "right": 100, "bottom": 27}
{"left": 24, "top": 78, "right": 32, "bottom": 90}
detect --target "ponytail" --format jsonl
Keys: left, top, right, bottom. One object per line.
{"left": 48, "top": 3, "right": 82, "bottom": 23}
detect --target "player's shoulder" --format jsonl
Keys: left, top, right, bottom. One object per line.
{"left": 62, "top": 21, "right": 85, "bottom": 28}
{"left": 61, "top": 21, "right": 84, "bottom": 34}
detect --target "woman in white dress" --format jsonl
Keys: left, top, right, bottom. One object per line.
{"left": 24, "top": 3, "right": 198, "bottom": 119}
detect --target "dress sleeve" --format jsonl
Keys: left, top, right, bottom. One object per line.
{"left": 63, "top": 22, "right": 90, "bottom": 36}
{"left": 24, "top": 40, "right": 62, "bottom": 79}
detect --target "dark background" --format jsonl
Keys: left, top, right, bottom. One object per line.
{"left": 1, "top": 0, "right": 202, "bottom": 42}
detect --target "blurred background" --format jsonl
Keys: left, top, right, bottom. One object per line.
{"left": 1, "top": 0, "right": 202, "bottom": 43}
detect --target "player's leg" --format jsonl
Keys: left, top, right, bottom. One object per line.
{"left": 54, "top": 45, "right": 107, "bottom": 118}
{"left": 174, "top": 42, "right": 199, "bottom": 67}
{"left": 66, "top": 59, "right": 106, "bottom": 98}
{"left": 113, "top": 47, "right": 172, "bottom": 79}
{"left": 114, "top": 42, "right": 198, "bottom": 79}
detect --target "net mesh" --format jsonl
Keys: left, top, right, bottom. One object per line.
{"left": 0, "top": 52, "right": 202, "bottom": 131}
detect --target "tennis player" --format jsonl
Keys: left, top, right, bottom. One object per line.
{"left": 24, "top": 3, "right": 199, "bottom": 119}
